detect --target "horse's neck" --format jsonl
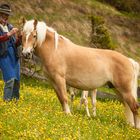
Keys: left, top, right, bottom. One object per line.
{"left": 36, "top": 30, "right": 72, "bottom": 59}
{"left": 45, "top": 30, "right": 72, "bottom": 49}
{"left": 45, "top": 31, "right": 54, "bottom": 41}
{"left": 35, "top": 33, "right": 55, "bottom": 60}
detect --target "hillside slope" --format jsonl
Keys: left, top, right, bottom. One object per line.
{"left": 1, "top": 0, "right": 140, "bottom": 61}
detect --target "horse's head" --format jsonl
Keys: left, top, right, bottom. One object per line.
{"left": 22, "top": 19, "right": 38, "bottom": 59}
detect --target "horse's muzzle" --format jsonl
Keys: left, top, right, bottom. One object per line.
{"left": 22, "top": 52, "right": 32, "bottom": 59}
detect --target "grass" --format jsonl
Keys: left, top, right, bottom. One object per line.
{"left": 0, "top": 0, "right": 139, "bottom": 138}
{"left": 0, "top": 75, "right": 140, "bottom": 140}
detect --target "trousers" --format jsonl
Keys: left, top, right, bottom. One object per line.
{"left": 0, "top": 46, "right": 20, "bottom": 101}
{"left": 3, "top": 78, "right": 20, "bottom": 101}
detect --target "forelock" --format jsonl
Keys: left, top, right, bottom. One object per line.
{"left": 23, "top": 20, "right": 34, "bottom": 34}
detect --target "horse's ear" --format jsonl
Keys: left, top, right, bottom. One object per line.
{"left": 45, "top": 17, "right": 49, "bottom": 24}
{"left": 34, "top": 19, "right": 38, "bottom": 30}
{"left": 20, "top": 17, "right": 26, "bottom": 26}
{"left": 18, "top": 17, "right": 26, "bottom": 30}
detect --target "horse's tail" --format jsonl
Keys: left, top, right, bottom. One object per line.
{"left": 127, "top": 58, "right": 140, "bottom": 129}
{"left": 129, "top": 58, "right": 139, "bottom": 100}
{"left": 124, "top": 58, "right": 139, "bottom": 126}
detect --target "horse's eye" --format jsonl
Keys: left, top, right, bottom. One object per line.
{"left": 33, "top": 35, "right": 36, "bottom": 38}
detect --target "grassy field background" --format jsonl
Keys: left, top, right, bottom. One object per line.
{"left": 0, "top": 0, "right": 140, "bottom": 139}
{"left": 0, "top": 75, "right": 140, "bottom": 140}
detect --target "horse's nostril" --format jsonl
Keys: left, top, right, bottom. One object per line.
{"left": 26, "top": 53, "right": 31, "bottom": 59}
{"left": 27, "top": 52, "right": 30, "bottom": 57}
{"left": 22, "top": 52, "right": 31, "bottom": 59}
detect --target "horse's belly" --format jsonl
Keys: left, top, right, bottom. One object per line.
{"left": 66, "top": 74, "right": 109, "bottom": 90}
{"left": 66, "top": 61, "right": 111, "bottom": 90}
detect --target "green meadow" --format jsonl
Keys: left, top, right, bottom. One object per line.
{"left": 0, "top": 75, "right": 140, "bottom": 140}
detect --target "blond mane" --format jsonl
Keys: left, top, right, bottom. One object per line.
{"left": 23, "top": 20, "right": 69, "bottom": 49}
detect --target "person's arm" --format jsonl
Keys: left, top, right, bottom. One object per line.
{"left": 0, "top": 28, "right": 19, "bottom": 43}
{"left": 15, "top": 35, "right": 22, "bottom": 47}
{"left": 0, "top": 34, "right": 9, "bottom": 42}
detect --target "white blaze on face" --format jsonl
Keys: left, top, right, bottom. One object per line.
{"left": 22, "top": 46, "right": 33, "bottom": 54}
{"left": 22, "top": 33, "right": 33, "bottom": 55}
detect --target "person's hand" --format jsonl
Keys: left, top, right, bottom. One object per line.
{"left": 7, "top": 28, "right": 19, "bottom": 37}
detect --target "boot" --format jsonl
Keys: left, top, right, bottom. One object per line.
{"left": 3, "top": 79, "right": 15, "bottom": 101}
{"left": 12, "top": 80, "right": 20, "bottom": 100}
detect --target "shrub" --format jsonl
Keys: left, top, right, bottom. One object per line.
{"left": 90, "top": 16, "right": 116, "bottom": 50}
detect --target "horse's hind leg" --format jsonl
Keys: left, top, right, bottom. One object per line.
{"left": 80, "top": 90, "right": 90, "bottom": 117}
{"left": 91, "top": 89, "right": 97, "bottom": 117}
{"left": 123, "top": 93, "right": 140, "bottom": 129}
{"left": 51, "top": 76, "right": 71, "bottom": 114}
{"left": 124, "top": 102, "right": 134, "bottom": 126}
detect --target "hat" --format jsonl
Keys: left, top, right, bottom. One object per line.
{"left": 0, "top": 4, "right": 11, "bottom": 15}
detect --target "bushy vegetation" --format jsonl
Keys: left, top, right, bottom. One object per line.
{"left": 90, "top": 16, "right": 116, "bottom": 49}
{"left": 0, "top": 76, "right": 140, "bottom": 139}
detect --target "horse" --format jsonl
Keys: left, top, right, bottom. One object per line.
{"left": 79, "top": 89, "right": 97, "bottom": 117}
{"left": 22, "top": 19, "right": 140, "bottom": 129}
{"left": 68, "top": 87, "right": 97, "bottom": 117}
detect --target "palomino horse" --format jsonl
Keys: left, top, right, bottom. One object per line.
{"left": 80, "top": 89, "right": 97, "bottom": 117}
{"left": 22, "top": 19, "right": 140, "bottom": 129}
{"left": 68, "top": 87, "right": 97, "bottom": 117}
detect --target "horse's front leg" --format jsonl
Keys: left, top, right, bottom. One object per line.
{"left": 67, "top": 86, "right": 75, "bottom": 102}
{"left": 51, "top": 75, "right": 71, "bottom": 114}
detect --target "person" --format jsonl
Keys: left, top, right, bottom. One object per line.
{"left": 0, "top": 3, "right": 21, "bottom": 101}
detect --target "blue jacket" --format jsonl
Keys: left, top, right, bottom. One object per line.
{"left": 0, "top": 24, "right": 16, "bottom": 57}
{"left": 0, "top": 23, "right": 20, "bottom": 82}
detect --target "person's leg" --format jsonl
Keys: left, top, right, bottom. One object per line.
{"left": 0, "top": 60, "right": 16, "bottom": 101}
{"left": 13, "top": 59, "right": 20, "bottom": 100}
{"left": 12, "top": 79, "right": 20, "bottom": 100}
{"left": 0, "top": 46, "right": 20, "bottom": 101}
{"left": 3, "top": 78, "right": 15, "bottom": 101}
